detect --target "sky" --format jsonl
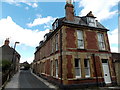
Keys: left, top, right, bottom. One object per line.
{"left": 0, "top": 0, "right": 119, "bottom": 63}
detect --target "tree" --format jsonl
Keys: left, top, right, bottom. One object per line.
{"left": 0, "top": 60, "right": 12, "bottom": 72}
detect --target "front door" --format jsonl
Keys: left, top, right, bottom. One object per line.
{"left": 102, "top": 59, "right": 111, "bottom": 84}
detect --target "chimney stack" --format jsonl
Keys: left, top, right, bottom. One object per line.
{"left": 4, "top": 38, "right": 10, "bottom": 46}
{"left": 65, "top": 0, "right": 74, "bottom": 21}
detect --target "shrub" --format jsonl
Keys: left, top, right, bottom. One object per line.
{"left": 1, "top": 60, "right": 12, "bottom": 72}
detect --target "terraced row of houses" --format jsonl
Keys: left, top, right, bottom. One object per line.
{"left": 32, "top": 1, "right": 120, "bottom": 88}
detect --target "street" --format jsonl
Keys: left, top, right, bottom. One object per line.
{"left": 19, "top": 70, "right": 49, "bottom": 89}
{"left": 4, "top": 70, "right": 56, "bottom": 90}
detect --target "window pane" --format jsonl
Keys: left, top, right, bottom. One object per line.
{"left": 102, "top": 59, "right": 108, "bottom": 63}
{"left": 77, "top": 30, "right": 83, "bottom": 39}
{"left": 55, "top": 34, "right": 58, "bottom": 51}
{"left": 75, "top": 59, "right": 81, "bottom": 78}
{"left": 88, "top": 18, "right": 96, "bottom": 27}
{"left": 84, "top": 59, "right": 90, "bottom": 77}
{"left": 85, "top": 67, "right": 89, "bottom": 76}
{"left": 56, "top": 60, "right": 58, "bottom": 77}
{"left": 97, "top": 33, "right": 105, "bottom": 50}
{"left": 78, "top": 40, "right": 84, "bottom": 47}
{"left": 84, "top": 59, "right": 88, "bottom": 67}
{"left": 77, "top": 30, "right": 84, "bottom": 49}
{"left": 75, "top": 59, "right": 79, "bottom": 67}
{"left": 56, "top": 60, "right": 58, "bottom": 67}
{"left": 75, "top": 68, "right": 80, "bottom": 76}
{"left": 89, "top": 23, "right": 95, "bottom": 27}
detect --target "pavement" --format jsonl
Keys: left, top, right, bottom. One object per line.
{"left": 4, "top": 71, "right": 20, "bottom": 88}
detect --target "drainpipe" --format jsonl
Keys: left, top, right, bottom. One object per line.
{"left": 92, "top": 54, "right": 98, "bottom": 87}
{"left": 60, "top": 29, "right": 63, "bottom": 86}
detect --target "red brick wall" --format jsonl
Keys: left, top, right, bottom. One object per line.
{"left": 66, "top": 55, "right": 74, "bottom": 78}
{"left": 36, "top": 31, "right": 60, "bottom": 60}
{"left": 105, "top": 32, "right": 111, "bottom": 51}
{"left": 85, "top": 31, "right": 98, "bottom": 50}
{"left": 67, "top": 78, "right": 104, "bottom": 85}
{"left": 95, "top": 56, "right": 103, "bottom": 77}
{"left": 91, "top": 56, "right": 102, "bottom": 77}
{"left": 66, "top": 28, "right": 76, "bottom": 48}
{"left": 45, "top": 59, "right": 50, "bottom": 75}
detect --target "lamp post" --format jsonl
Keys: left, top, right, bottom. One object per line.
{"left": 11, "top": 41, "right": 20, "bottom": 74}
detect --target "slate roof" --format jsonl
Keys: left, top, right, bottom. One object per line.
{"left": 55, "top": 11, "right": 107, "bottom": 30}
{"left": 61, "top": 17, "right": 107, "bottom": 30}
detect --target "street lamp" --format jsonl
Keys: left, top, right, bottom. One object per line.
{"left": 12, "top": 42, "right": 20, "bottom": 62}
{"left": 11, "top": 41, "right": 20, "bottom": 74}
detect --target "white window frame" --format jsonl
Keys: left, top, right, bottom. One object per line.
{"left": 55, "top": 60, "right": 58, "bottom": 77}
{"left": 77, "top": 30, "right": 84, "bottom": 49}
{"left": 97, "top": 33, "right": 106, "bottom": 50}
{"left": 55, "top": 34, "right": 58, "bottom": 51}
{"left": 75, "top": 58, "right": 81, "bottom": 78}
{"left": 87, "top": 17, "right": 96, "bottom": 27}
{"left": 51, "top": 61, "right": 53, "bottom": 76}
{"left": 51, "top": 38, "right": 54, "bottom": 53}
{"left": 84, "top": 59, "right": 90, "bottom": 77}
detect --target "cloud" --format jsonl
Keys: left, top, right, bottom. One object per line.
{"left": 25, "top": 2, "right": 38, "bottom": 8}
{"left": 79, "top": 0, "right": 118, "bottom": 21}
{"left": 27, "top": 16, "right": 56, "bottom": 27}
{"left": 2, "top": 0, "right": 66, "bottom": 2}
{"left": 108, "top": 28, "right": 118, "bottom": 45}
{"left": 0, "top": 16, "right": 49, "bottom": 47}
{"left": 108, "top": 28, "right": 118, "bottom": 52}
{"left": 2, "top": 0, "right": 38, "bottom": 8}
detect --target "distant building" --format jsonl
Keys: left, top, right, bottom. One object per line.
{"left": 33, "top": 1, "right": 116, "bottom": 88}
{"left": 0, "top": 39, "right": 20, "bottom": 72}
{"left": 112, "top": 53, "right": 120, "bottom": 85}
{"left": 20, "top": 61, "right": 30, "bottom": 70}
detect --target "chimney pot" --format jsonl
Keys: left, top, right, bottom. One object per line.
{"left": 4, "top": 38, "right": 10, "bottom": 46}
{"left": 65, "top": 3, "right": 74, "bottom": 21}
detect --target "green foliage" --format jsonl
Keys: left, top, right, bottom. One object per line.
{"left": 24, "top": 64, "right": 30, "bottom": 70}
{"left": 1, "top": 60, "right": 12, "bottom": 71}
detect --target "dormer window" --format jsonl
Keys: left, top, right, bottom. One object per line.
{"left": 53, "top": 19, "right": 58, "bottom": 30}
{"left": 44, "top": 35, "right": 47, "bottom": 41}
{"left": 86, "top": 11, "right": 96, "bottom": 27}
{"left": 87, "top": 17, "right": 96, "bottom": 27}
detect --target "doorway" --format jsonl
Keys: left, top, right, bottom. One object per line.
{"left": 102, "top": 59, "right": 111, "bottom": 84}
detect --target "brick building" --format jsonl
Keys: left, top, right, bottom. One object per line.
{"left": 1, "top": 39, "right": 20, "bottom": 73}
{"left": 33, "top": 1, "right": 116, "bottom": 88}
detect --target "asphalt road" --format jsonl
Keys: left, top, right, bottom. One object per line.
{"left": 19, "top": 70, "right": 49, "bottom": 89}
